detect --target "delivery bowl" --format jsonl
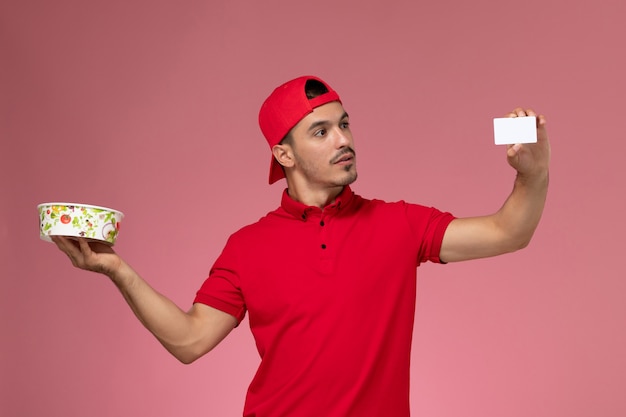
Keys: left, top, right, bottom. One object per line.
{"left": 38, "top": 202, "right": 124, "bottom": 245}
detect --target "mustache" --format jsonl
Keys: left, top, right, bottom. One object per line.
{"left": 330, "top": 147, "right": 356, "bottom": 164}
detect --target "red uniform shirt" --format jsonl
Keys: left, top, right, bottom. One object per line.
{"left": 194, "top": 186, "right": 455, "bottom": 416}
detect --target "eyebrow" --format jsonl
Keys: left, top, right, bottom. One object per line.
{"left": 307, "top": 111, "right": 349, "bottom": 133}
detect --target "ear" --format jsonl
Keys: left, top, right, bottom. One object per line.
{"left": 272, "top": 144, "right": 295, "bottom": 169}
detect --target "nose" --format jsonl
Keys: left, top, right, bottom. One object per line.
{"left": 334, "top": 126, "right": 352, "bottom": 148}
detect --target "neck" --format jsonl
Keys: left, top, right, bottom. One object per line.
{"left": 286, "top": 183, "right": 345, "bottom": 208}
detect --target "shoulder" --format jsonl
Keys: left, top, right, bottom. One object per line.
{"left": 354, "top": 194, "right": 438, "bottom": 217}
{"left": 354, "top": 194, "right": 454, "bottom": 233}
{"left": 225, "top": 205, "right": 292, "bottom": 244}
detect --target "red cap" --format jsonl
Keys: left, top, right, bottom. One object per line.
{"left": 259, "top": 75, "right": 341, "bottom": 184}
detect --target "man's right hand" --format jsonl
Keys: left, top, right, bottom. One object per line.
{"left": 51, "top": 236, "right": 122, "bottom": 278}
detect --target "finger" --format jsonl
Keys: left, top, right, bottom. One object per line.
{"left": 506, "top": 108, "right": 524, "bottom": 118}
{"left": 514, "top": 107, "right": 525, "bottom": 117}
{"left": 77, "top": 237, "right": 93, "bottom": 256}
{"left": 66, "top": 251, "right": 77, "bottom": 266}
{"left": 51, "top": 236, "right": 85, "bottom": 265}
{"left": 525, "top": 108, "right": 537, "bottom": 118}
{"left": 507, "top": 107, "right": 536, "bottom": 118}
{"left": 537, "top": 114, "right": 547, "bottom": 126}
{"left": 507, "top": 143, "right": 522, "bottom": 157}
{"left": 52, "top": 235, "right": 78, "bottom": 254}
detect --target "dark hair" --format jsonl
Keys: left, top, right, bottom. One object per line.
{"left": 280, "top": 132, "right": 293, "bottom": 145}
{"left": 305, "top": 79, "right": 329, "bottom": 99}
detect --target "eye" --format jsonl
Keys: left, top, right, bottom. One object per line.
{"left": 340, "top": 121, "right": 350, "bottom": 129}
{"left": 314, "top": 129, "right": 327, "bottom": 137}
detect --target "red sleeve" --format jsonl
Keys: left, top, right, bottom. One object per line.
{"left": 406, "top": 204, "right": 455, "bottom": 264}
{"left": 194, "top": 239, "right": 247, "bottom": 323}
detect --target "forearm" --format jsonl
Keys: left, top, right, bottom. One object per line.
{"left": 441, "top": 169, "right": 548, "bottom": 263}
{"left": 52, "top": 237, "right": 235, "bottom": 363}
{"left": 493, "top": 169, "right": 549, "bottom": 250}
{"left": 107, "top": 261, "right": 207, "bottom": 362}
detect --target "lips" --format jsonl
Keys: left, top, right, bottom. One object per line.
{"left": 332, "top": 150, "right": 355, "bottom": 164}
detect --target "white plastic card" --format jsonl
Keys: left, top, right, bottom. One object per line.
{"left": 493, "top": 116, "right": 537, "bottom": 145}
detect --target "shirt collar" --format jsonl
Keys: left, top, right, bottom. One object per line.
{"left": 281, "top": 186, "right": 355, "bottom": 221}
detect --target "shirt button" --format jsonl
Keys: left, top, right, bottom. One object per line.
{"left": 320, "top": 220, "right": 325, "bottom": 226}
{"left": 321, "top": 244, "right": 327, "bottom": 249}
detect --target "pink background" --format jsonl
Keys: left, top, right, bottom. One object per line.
{"left": 2, "top": 0, "right": 625, "bottom": 416}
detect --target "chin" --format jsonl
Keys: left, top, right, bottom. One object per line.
{"left": 338, "top": 171, "right": 358, "bottom": 186}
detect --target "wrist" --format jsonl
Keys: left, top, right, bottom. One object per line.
{"left": 107, "top": 260, "right": 135, "bottom": 288}
{"left": 515, "top": 168, "right": 549, "bottom": 188}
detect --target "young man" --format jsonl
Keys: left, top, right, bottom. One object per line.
{"left": 53, "top": 75, "right": 550, "bottom": 416}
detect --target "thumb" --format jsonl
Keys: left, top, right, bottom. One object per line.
{"left": 507, "top": 143, "right": 522, "bottom": 158}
